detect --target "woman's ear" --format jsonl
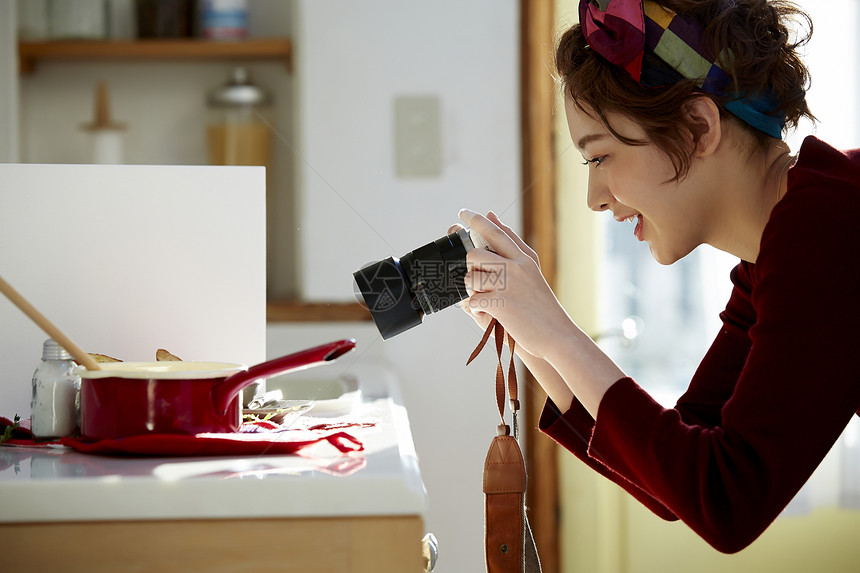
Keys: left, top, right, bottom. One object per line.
{"left": 683, "top": 96, "right": 722, "bottom": 158}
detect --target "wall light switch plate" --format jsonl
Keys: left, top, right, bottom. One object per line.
{"left": 394, "top": 94, "right": 442, "bottom": 178}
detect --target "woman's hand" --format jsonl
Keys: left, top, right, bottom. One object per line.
{"left": 453, "top": 209, "right": 574, "bottom": 360}
{"left": 447, "top": 210, "right": 539, "bottom": 335}
{"left": 451, "top": 209, "right": 625, "bottom": 417}
{"left": 447, "top": 218, "right": 498, "bottom": 334}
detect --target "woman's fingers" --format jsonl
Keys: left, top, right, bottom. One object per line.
{"left": 487, "top": 211, "right": 540, "bottom": 266}
{"left": 464, "top": 246, "right": 506, "bottom": 273}
{"left": 458, "top": 209, "right": 524, "bottom": 261}
{"left": 463, "top": 250, "right": 508, "bottom": 297}
{"left": 458, "top": 297, "right": 494, "bottom": 328}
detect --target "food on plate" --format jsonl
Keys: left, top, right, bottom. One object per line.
{"left": 156, "top": 348, "right": 183, "bottom": 361}
{"left": 88, "top": 353, "right": 122, "bottom": 363}
{"left": 87, "top": 349, "right": 183, "bottom": 363}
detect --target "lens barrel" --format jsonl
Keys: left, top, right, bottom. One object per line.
{"left": 354, "top": 228, "right": 477, "bottom": 339}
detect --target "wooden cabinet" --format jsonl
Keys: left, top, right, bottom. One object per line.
{"left": 2, "top": 516, "right": 424, "bottom": 572}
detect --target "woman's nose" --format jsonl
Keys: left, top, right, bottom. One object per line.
{"left": 587, "top": 177, "right": 612, "bottom": 212}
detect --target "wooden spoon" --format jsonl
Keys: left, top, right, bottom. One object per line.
{"left": 0, "top": 274, "right": 101, "bottom": 371}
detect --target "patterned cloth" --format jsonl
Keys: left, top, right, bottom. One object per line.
{"left": 579, "top": 0, "right": 785, "bottom": 138}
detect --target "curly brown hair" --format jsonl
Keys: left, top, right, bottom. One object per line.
{"left": 556, "top": 0, "right": 816, "bottom": 180}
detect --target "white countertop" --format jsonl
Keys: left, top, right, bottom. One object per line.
{"left": 0, "top": 366, "right": 427, "bottom": 524}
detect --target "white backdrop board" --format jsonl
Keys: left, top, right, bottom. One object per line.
{"left": 0, "top": 163, "right": 266, "bottom": 420}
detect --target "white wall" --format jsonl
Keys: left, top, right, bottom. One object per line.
{"left": 291, "top": 2, "right": 521, "bottom": 570}
{"left": 294, "top": 0, "right": 521, "bottom": 301}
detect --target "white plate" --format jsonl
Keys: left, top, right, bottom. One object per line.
{"left": 265, "top": 374, "right": 361, "bottom": 416}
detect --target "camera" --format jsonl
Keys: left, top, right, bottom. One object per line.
{"left": 353, "top": 227, "right": 491, "bottom": 339}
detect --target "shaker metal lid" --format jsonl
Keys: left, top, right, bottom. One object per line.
{"left": 42, "top": 338, "right": 73, "bottom": 361}
{"left": 207, "top": 66, "right": 271, "bottom": 107}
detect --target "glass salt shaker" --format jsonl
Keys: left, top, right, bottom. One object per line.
{"left": 31, "top": 339, "right": 81, "bottom": 439}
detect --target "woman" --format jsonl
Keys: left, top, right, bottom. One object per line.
{"left": 454, "top": 0, "right": 860, "bottom": 554}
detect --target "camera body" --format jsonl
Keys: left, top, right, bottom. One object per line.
{"left": 353, "top": 228, "right": 490, "bottom": 339}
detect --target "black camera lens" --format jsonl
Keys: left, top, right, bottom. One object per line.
{"left": 353, "top": 228, "right": 481, "bottom": 339}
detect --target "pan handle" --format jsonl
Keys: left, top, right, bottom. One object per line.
{"left": 211, "top": 338, "right": 356, "bottom": 415}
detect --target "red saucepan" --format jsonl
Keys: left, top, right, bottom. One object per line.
{"left": 77, "top": 339, "right": 356, "bottom": 440}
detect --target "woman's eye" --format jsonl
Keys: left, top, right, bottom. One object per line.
{"left": 582, "top": 155, "right": 606, "bottom": 167}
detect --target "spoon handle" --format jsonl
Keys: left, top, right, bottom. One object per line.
{"left": 0, "top": 274, "right": 101, "bottom": 371}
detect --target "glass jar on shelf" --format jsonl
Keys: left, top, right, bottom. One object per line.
{"left": 206, "top": 67, "right": 272, "bottom": 167}
{"left": 48, "top": 0, "right": 106, "bottom": 40}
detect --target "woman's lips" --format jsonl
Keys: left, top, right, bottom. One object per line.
{"left": 618, "top": 214, "right": 644, "bottom": 242}
{"left": 634, "top": 215, "right": 644, "bottom": 241}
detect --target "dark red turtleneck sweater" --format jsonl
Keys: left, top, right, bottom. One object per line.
{"left": 539, "top": 136, "right": 860, "bottom": 553}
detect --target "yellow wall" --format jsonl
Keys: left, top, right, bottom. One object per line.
{"left": 622, "top": 499, "right": 860, "bottom": 572}
{"left": 552, "top": 1, "right": 860, "bottom": 571}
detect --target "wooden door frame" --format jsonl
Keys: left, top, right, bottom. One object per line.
{"left": 520, "top": 1, "right": 561, "bottom": 571}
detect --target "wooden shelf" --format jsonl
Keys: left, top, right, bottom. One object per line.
{"left": 19, "top": 38, "right": 292, "bottom": 74}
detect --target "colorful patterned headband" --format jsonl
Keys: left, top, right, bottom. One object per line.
{"left": 579, "top": 0, "right": 785, "bottom": 138}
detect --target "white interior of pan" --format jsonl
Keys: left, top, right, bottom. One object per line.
{"left": 77, "top": 362, "right": 247, "bottom": 379}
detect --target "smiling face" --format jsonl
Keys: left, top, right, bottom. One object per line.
{"left": 565, "top": 97, "right": 713, "bottom": 265}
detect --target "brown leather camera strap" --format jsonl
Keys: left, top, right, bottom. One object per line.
{"left": 467, "top": 319, "right": 541, "bottom": 573}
